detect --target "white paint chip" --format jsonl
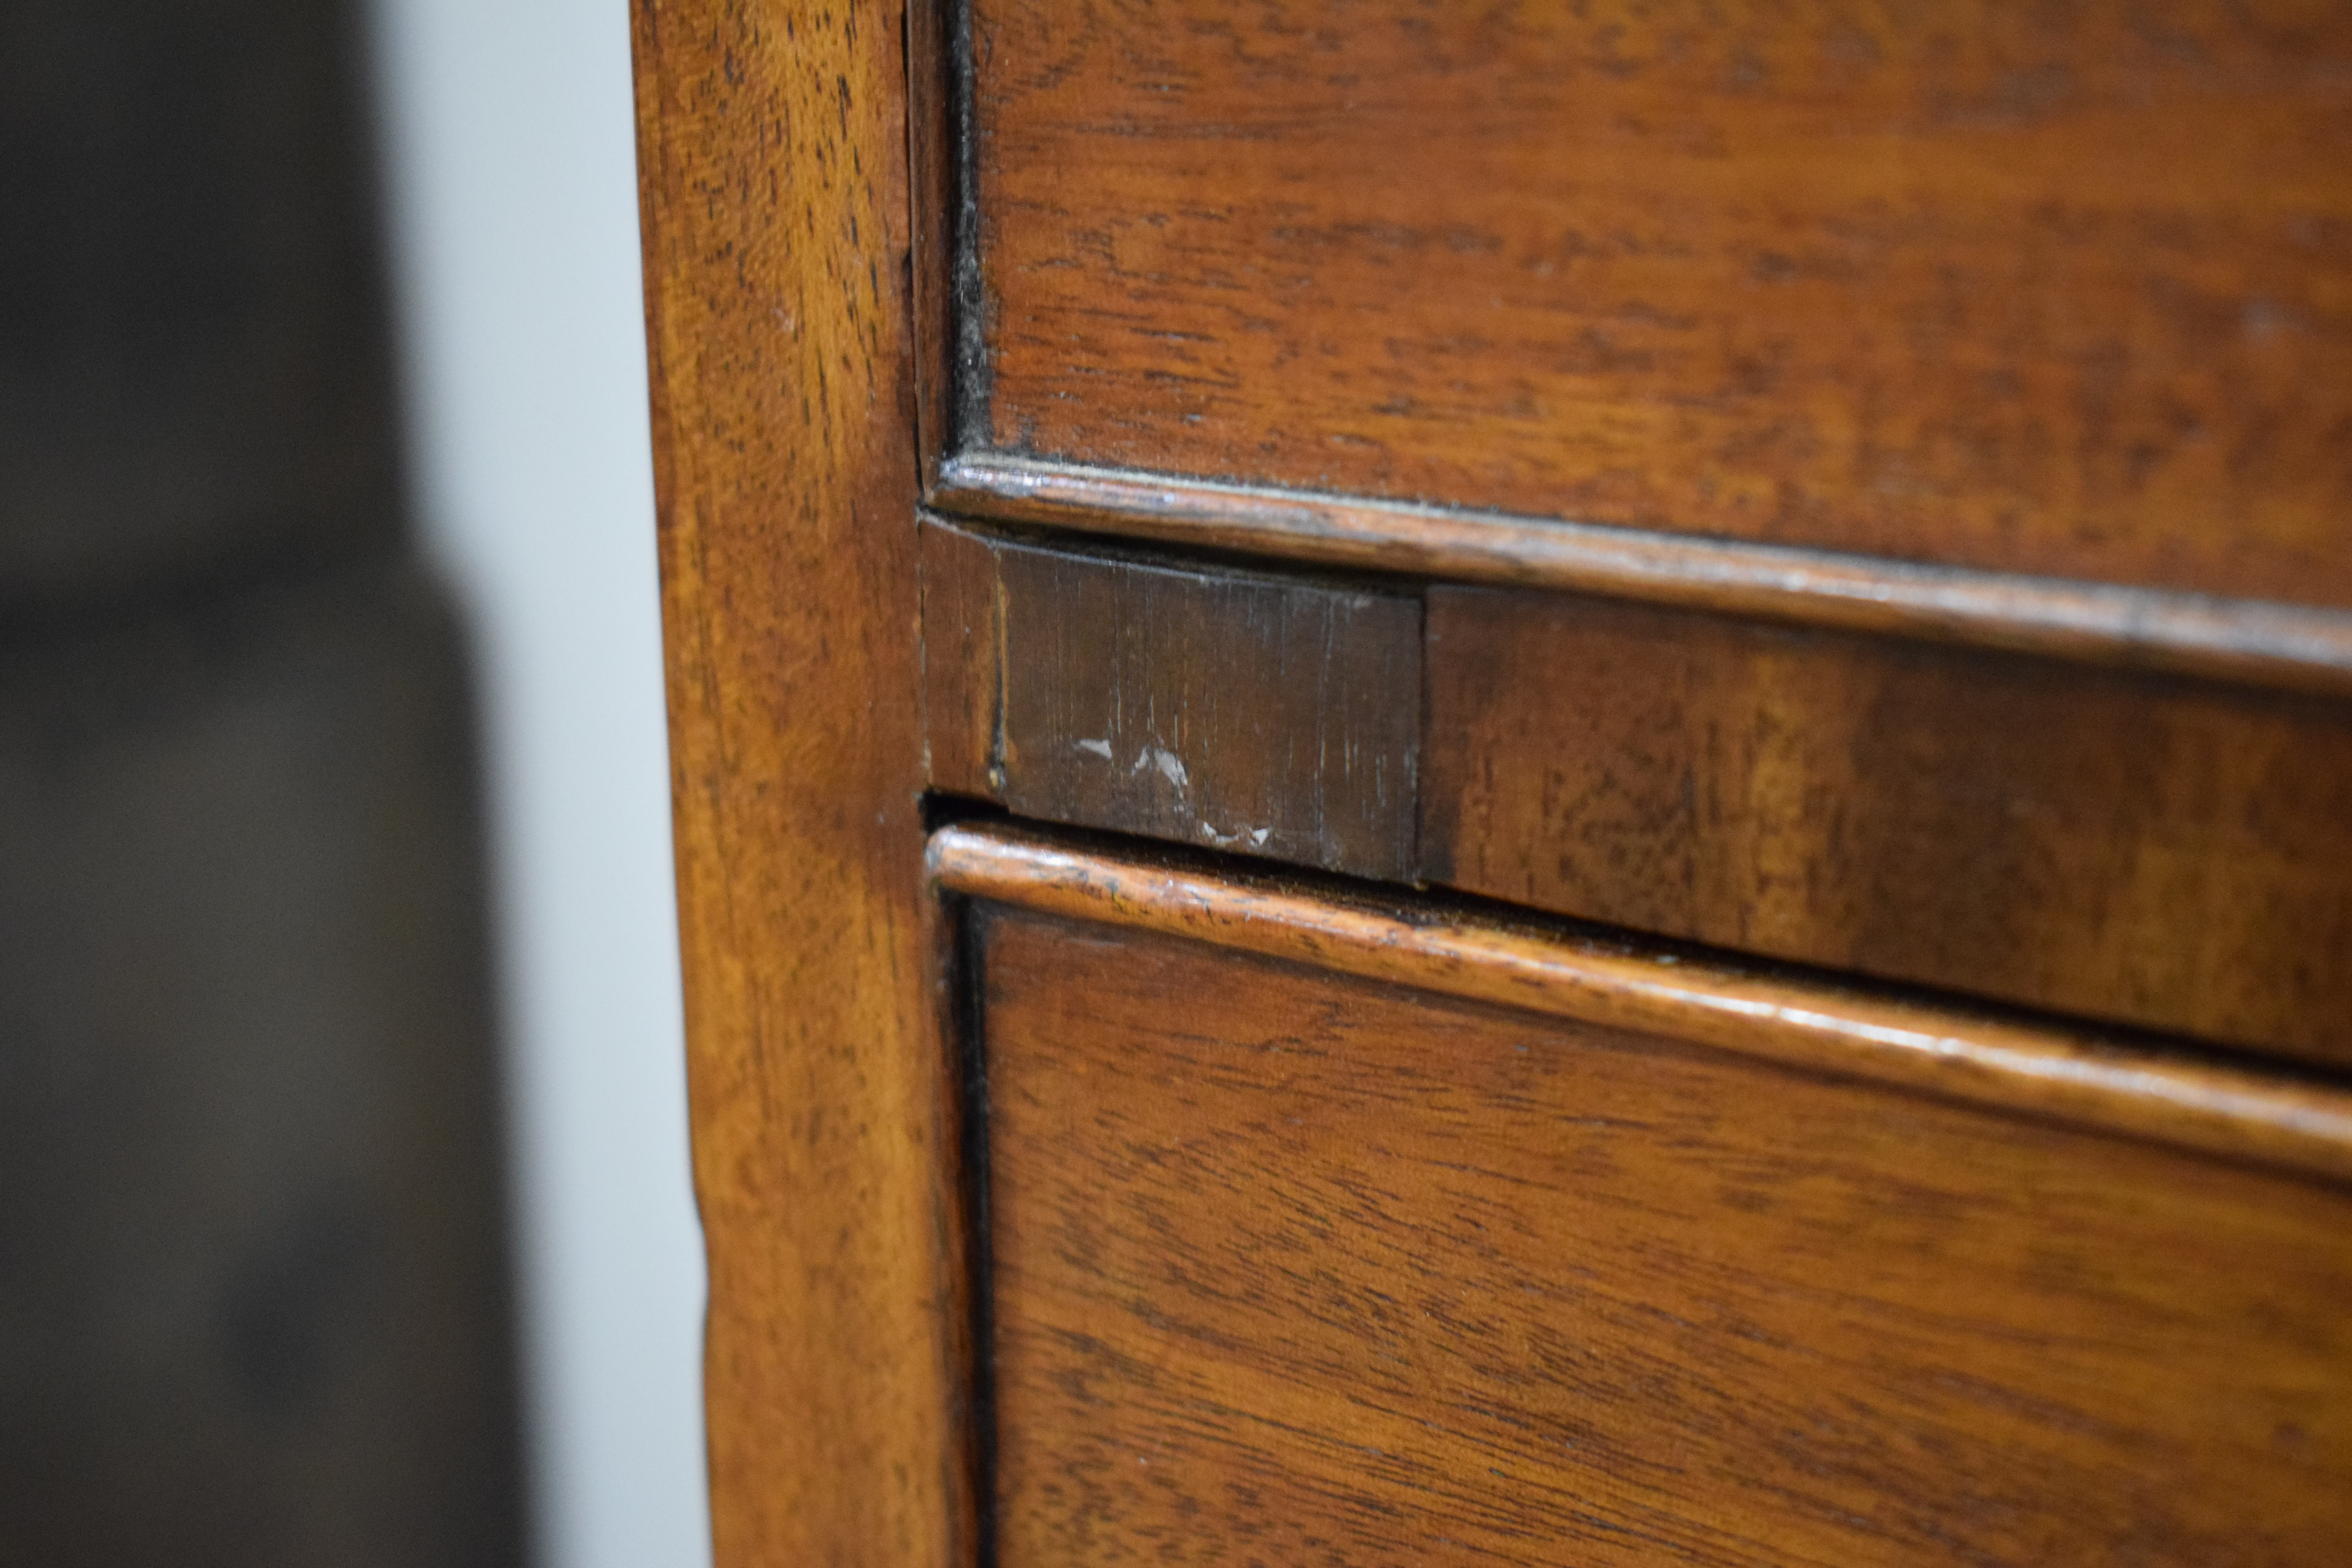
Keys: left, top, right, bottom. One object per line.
{"left": 1133, "top": 745, "right": 1189, "bottom": 791}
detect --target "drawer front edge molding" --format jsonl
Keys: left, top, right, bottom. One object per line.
{"left": 1423, "top": 586, "right": 2352, "bottom": 1066}
{"left": 927, "top": 821, "right": 2352, "bottom": 1187}
{"left": 934, "top": 452, "right": 2352, "bottom": 700}
{"left": 954, "top": 1, "right": 2352, "bottom": 613}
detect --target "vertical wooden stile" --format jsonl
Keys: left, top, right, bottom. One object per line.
{"left": 632, "top": 3, "right": 972, "bottom": 1565}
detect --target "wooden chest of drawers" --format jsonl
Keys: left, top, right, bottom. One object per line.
{"left": 633, "top": 3, "right": 2352, "bottom": 1562}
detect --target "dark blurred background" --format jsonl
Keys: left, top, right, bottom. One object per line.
{"left": 0, "top": 2, "right": 705, "bottom": 1563}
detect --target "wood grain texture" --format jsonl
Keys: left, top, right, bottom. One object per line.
{"left": 919, "top": 515, "right": 1001, "bottom": 799}
{"left": 919, "top": 518, "right": 1422, "bottom": 877}
{"left": 929, "top": 822, "right": 2352, "bottom": 1187}
{"left": 633, "top": 5, "right": 969, "bottom": 1566}
{"left": 968, "top": 0, "right": 2352, "bottom": 610}
{"left": 906, "top": 0, "right": 954, "bottom": 485}
{"left": 933, "top": 452, "right": 2352, "bottom": 700}
{"left": 976, "top": 908, "right": 2352, "bottom": 1566}
{"left": 1425, "top": 585, "right": 2352, "bottom": 1068}
{"left": 920, "top": 527, "right": 2352, "bottom": 1064}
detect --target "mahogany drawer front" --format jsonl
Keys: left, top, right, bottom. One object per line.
{"left": 1424, "top": 586, "right": 2352, "bottom": 1065}
{"left": 965, "top": 889, "right": 2352, "bottom": 1568}
{"left": 924, "top": 520, "right": 2352, "bottom": 1069}
{"left": 964, "top": 0, "right": 2352, "bottom": 609}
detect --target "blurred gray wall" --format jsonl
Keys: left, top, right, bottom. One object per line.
{"left": 365, "top": 4, "right": 711, "bottom": 1567}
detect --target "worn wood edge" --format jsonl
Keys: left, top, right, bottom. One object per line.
{"left": 916, "top": 514, "right": 1004, "bottom": 798}
{"left": 933, "top": 452, "right": 2352, "bottom": 699}
{"left": 941, "top": 0, "right": 986, "bottom": 458}
{"left": 927, "top": 820, "right": 2352, "bottom": 1187}
{"left": 921, "top": 875, "right": 987, "bottom": 1567}
{"left": 904, "top": 0, "right": 954, "bottom": 493}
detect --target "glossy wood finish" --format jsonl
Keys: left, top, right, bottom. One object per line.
{"left": 920, "top": 523, "right": 2352, "bottom": 1066}
{"left": 975, "top": 902, "right": 2352, "bottom": 1566}
{"left": 646, "top": 5, "right": 2352, "bottom": 1559}
{"left": 919, "top": 518, "right": 1421, "bottom": 877}
{"left": 633, "top": 5, "right": 969, "bottom": 1566}
{"left": 1425, "top": 586, "right": 2352, "bottom": 1067}
{"left": 920, "top": 516, "right": 1003, "bottom": 800}
{"left": 966, "top": 0, "right": 2352, "bottom": 611}
{"left": 933, "top": 452, "right": 2352, "bottom": 700}
{"left": 931, "top": 822, "right": 2352, "bottom": 1187}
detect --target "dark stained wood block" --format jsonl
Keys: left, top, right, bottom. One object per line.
{"left": 1422, "top": 585, "right": 2352, "bottom": 1068}
{"left": 967, "top": 0, "right": 2352, "bottom": 609}
{"left": 920, "top": 518, "right": 1421, "bottom": 878}
{"left": 975, "top": 902, "right": 2352, "bottom": 1568}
